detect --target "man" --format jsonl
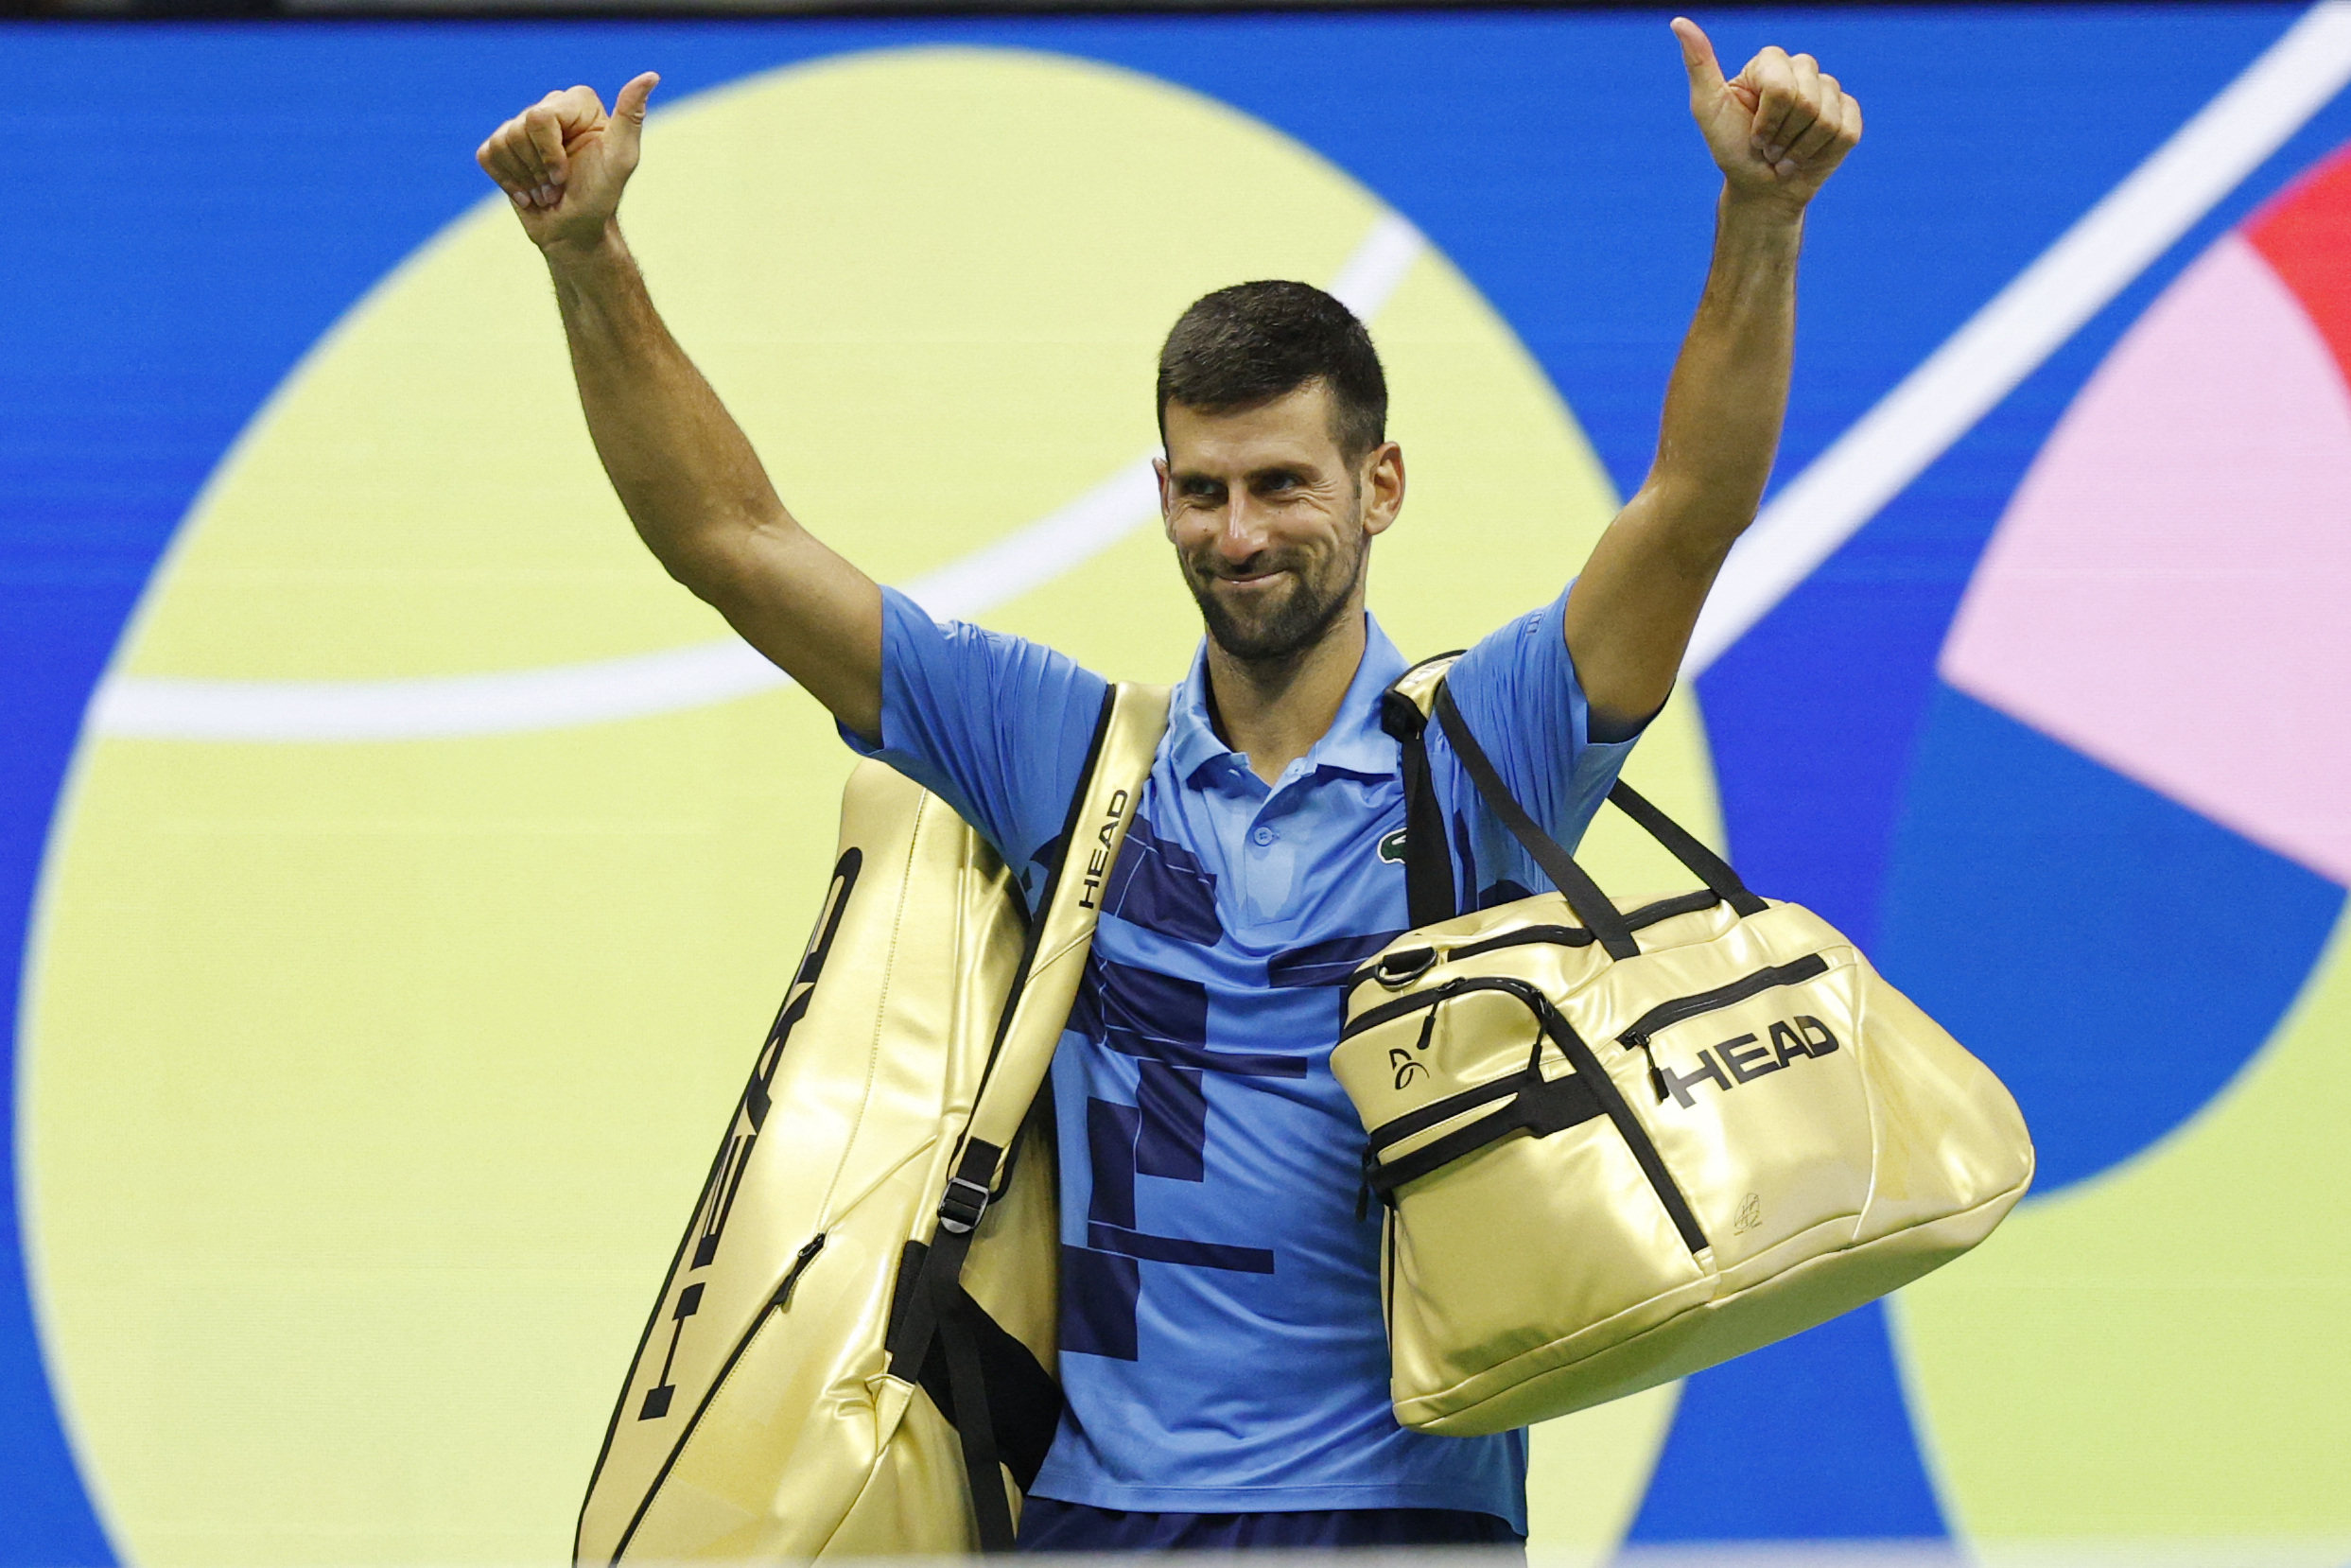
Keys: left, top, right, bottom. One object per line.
{"left": 479, "top": 19, "right": 1857, "bottom": 1552}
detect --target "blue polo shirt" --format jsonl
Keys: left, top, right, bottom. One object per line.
{"left": 846, "top": 584, "right": 1637, "bottom": 1530}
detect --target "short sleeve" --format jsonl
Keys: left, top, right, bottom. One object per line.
{"left": 1435, "top": 582, "right": 1644, "bottom": 905}
{"left": 839, "top": 587, "right": 1111, "bottom": 888}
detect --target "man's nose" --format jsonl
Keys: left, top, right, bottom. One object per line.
{"left": 1211, "top": 497, "right": 1271, "bottom": 562}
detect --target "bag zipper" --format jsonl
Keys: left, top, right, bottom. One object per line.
{"left": 1615, "top": 953, "right": 1831, "bottom": 1099}
{"left": 1622, "top": 1032, "right": 1670, "bottom": 1103}
{"left": 775, "top": 1233, "right": 827, "bottom": 1309}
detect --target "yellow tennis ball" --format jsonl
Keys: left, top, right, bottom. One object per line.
{"left": 26, "top": 46, "right": 1714, "bottom": 1566}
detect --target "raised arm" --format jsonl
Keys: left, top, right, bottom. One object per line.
{"left": 476, "top": 77, "right": 884, "bottom": 740}
{"left": 1562, "top": 19, "right": 1862, "bottom": 736}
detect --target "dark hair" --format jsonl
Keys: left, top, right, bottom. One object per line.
{"left": 1156, "top": 281, "right": 1387, "bottom": 461}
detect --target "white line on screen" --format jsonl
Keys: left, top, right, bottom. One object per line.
{"left": 91, "top": 214, "right": 1429, "bottom": 742}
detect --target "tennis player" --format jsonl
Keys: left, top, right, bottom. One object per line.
{"left": 479, "top": 19, "right": 1857, "bottom": 1550}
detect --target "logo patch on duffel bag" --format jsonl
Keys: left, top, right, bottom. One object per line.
{"left": 1658, "top": 1015, "right": 1841, "bottom": 1107}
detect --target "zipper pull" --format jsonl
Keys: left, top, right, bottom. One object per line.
{"left": 1622, "top": 1031, "right": 1667, "bottom": 1103}
{"left": 775, "top": 1233, "right": 827, "bottom": 1309}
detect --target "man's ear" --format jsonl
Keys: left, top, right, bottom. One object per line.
{"left": 1154, "top": 455, "right": 1175, "bottom": 535}
{"left": 1362, "top": 442, "right": 1405, "bottom": 537}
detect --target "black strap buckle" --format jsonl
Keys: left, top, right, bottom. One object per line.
{"left": 937, "top": 1175, "right": 992, "bottom": 1235}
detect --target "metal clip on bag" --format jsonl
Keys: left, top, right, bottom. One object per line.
{"left": 1331, "top": 659, "right": 2032, "bottom": 1437}
{"left": 576, "top": 684, "right": 1169, "bottom": 1561}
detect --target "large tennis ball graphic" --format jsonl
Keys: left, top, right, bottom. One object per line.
{"left": 26, "top": 47, "right": 1720, "bottom": 1565}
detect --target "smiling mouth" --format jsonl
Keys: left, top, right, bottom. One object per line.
{"left": 1203, "top": 563, "right": 1293, "bottom": 588}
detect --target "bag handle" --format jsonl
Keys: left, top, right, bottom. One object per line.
{"left": 1432, "top": 682, "right": 1642, "bottom": 960}
{"left": 1603, "top": 775, "right": 1768, "bottom": 918}
{"left": 1395, "top": 673, "right": 1767, "bottom": 960}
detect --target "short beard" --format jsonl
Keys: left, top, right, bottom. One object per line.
{"left": 1185, "top": 525, "right": 1367, "bottom": 665}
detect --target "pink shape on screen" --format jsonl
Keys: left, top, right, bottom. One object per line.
{"left": 1942, "top": 231, "right": 2351, "bottom": 886}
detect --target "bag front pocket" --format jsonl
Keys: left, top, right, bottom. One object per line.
{"left": 1607, "top": 950, "right": 1879, "bottom": 1279}
{"left": 1340, "top": 977, "right": 1708, "bottom": 1260}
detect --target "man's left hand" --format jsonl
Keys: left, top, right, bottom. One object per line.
{"left": 1673, "top": 16, "right": 1862, "bottom": 206}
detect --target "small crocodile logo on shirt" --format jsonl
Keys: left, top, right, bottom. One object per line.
{"left": 1378, "top": 828, "right": 1408, "bottom": 864}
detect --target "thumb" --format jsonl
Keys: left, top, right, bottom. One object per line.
{"left": 609, "top": 71, "right": 660, "bottom": 151}
{"left": 1669, "top": 17, "right": 1726, "bottom": 95}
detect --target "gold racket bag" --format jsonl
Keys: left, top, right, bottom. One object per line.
{"left": 1330, "top": 657, "right": 2031, "bottom": 1437}
{"left": 575, "top": 683, "right": 1168, "bottom": 1561}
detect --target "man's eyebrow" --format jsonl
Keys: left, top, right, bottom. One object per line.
{"left": 1167, "top": 459, "right": 1316, "bottom": 487}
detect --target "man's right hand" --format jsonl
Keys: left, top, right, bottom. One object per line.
{"left": 476, "top": 74, "right": 660, "bottom": 253}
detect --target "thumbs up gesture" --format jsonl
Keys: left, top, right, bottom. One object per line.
{"left": 1672, "top": 18, "right": 1861, "bottom": 205}
{"left": 476, "top": 73, "right": 661, "bottom": 253}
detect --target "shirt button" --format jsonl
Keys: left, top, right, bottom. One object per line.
{"left": 1251, "top": 825, "right": 1277, "bottom": 847}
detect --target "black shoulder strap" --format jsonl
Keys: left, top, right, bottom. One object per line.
{"left": 938, "top": 1302, "right": 1019, "bottom": 1551}
{"left": 884, "top": 1233, "right": 1062, "bottom": 1554}
{"left": 1379, "top": 688, "right": 1458, "bottom": 928}
{"left": 1432, "top": 683, "right": 1641, "bottom": 960}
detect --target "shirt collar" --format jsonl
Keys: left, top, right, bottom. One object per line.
{"left": 1165, "top": 613, "right": 1410, "bottom": 787}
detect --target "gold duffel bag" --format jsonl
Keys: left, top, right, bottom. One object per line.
{"left": 1330, "top": 657, "right": 2032, "bottom": 1437}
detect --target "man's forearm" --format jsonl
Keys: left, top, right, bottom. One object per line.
{"left": 1644, "top": 188, "right": 1803, "bottom": 576}
{"left": 539, "top": 223, "right": 886, "bottom": 736}
{"left": 1563, "top": 25, "right": 1856, "bottom": 729}
{"left": 478, "top": 77, "right": 884, "bottom": 735}
{"left": 545, "top": 224, "right": 790, "bottom": 597}
{"left": 1562, "top": 187, "right": 1807, "bottom": 728}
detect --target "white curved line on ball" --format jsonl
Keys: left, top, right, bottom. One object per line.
{"left": 91, "top": 212, "right": 1429, "bottom": 743}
